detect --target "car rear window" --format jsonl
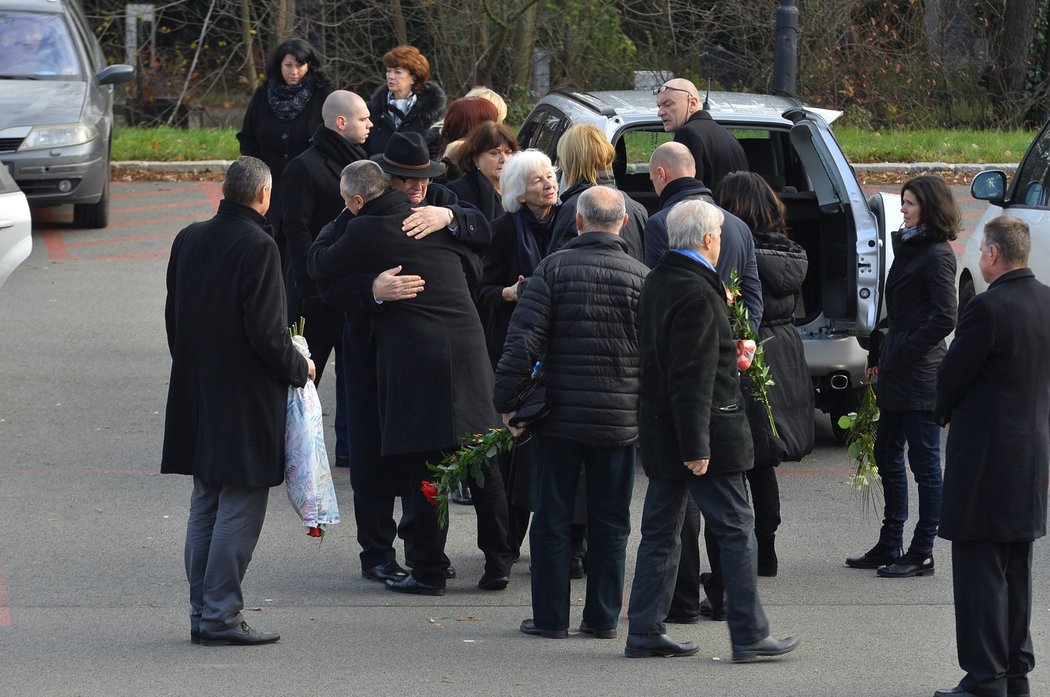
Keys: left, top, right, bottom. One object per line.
{"left": 0, "top": 10, "right": 81, "bottom": 79}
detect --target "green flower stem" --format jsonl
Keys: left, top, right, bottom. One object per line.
{"left": 426, "top": 428, "right": 515, "bottom": 527}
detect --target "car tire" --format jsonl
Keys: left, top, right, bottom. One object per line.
{"left": 958, "top": 272, "right": 975, "bottom": 317}
{"left": 73, "top": 175, "right": 109, "bottom": 229}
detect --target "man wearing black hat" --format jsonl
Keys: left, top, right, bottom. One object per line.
{"left": 309, "top": 160, "right": 510, "bottom": 594}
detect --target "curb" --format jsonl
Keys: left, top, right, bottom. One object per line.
{"left": 112, "top": 161, "right": 1020, "bottom": 176}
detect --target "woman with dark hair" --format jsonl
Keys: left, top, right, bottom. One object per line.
{"left": 365, "top": 45, "right": 446, "bottom": 157}
{"left": 846, "top": 174, "right": 959, "bottom": 578}
{"left": 446, "top": 121, "right": 519, "bottom": 222}
{"left": 475, "top": 149, "right": 560, "bottom": 558}
{"left": 430, "top": 97, "right": 499, "bottom": 182}
{"left": 237, "top": 38, "right": 331, "bottom": 232}
{"left": 546, "top": 123, "right": 648, "bottom": 263}
{"left": 715, "top": 171, "right": 815, "bottom": 576}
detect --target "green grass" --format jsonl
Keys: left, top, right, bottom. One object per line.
{"left": 112, "top": 126, "right": 240, "bottom": 161}
{"left": 834, "top": 127, "right": 1038, "bottom": 164}
{"left": 111, "top": 125, "right": 1041, "bottom": 164}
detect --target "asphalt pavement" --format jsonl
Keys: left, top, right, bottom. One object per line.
{"left": 0, "top": 180, "right": 1044, "bottom": 697}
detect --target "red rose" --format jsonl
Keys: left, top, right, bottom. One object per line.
{"left": 421, "top": 480, "right": 439, "bottom": 506}
{"left": 736, "top": 339, "right": 757, "bottom": 371}
{"left": 307, "top": 526, "right": 323, "bottom": 538}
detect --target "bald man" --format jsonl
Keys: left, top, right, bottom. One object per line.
{"left": 655, "top": 78, "right": 747, "bottom": 191}
{"left": 281, "top": 90, "right": 373, "bottom": 473}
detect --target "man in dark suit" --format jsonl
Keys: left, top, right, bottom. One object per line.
{"left": 309, "top": 160, "right": 510, "bottom": 595}
{"left": 933, "top": 215, "right": 1050, "bottom": 697}
{"left": 163, "top": 156, "right": 315, "bottom": 646}
{"left": 282, "top": 90, "right": 371, "bottom": 471}
{"left": 625, "top": 198, "right": 798, "bottom": 662}
{"left": 654, "top": 78, "right": 748, "bottom": 192}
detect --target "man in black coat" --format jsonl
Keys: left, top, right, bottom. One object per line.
{"left": 163, "top": 156, "right": 315, "bottom": 646}
{"left": 933, "top": 215, "right": 1050, "bottom": 697}
{"left": 655, "top": 78, "right": 748, "bottom": 192}
{"left": 646, "top": 141, "right": 762, "bottom": 623}
{"left": 625, "top": 198, "right": 798, "bottom": 662}
{"left": 309, "top": 160, "right": 508, "bottom": 596}
{"left": 282, "top": 90, "right": 372, "bottom": 470}
{"left": 494, "top": 186, "right": 649, "bottom": 639}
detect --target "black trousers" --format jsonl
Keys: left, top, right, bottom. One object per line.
{"left": 951, "top": 539, "right": 1034, "bottom": 697}
{"left": 388, "top": 450, "right": 451, "bottom": 586}
{"left": 466, "top": 460, "right": 514, "bottom": 578}
{"left": 353, "top": 489, "right": 414, "bottom": 570}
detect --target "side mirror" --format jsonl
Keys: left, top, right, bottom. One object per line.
{"left": 97, "top": 64, "right": 135, "bottom": 86}
{"left": 970, "top": 170, "right": 1007, "bottom": 205}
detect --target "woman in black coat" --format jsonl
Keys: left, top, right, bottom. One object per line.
{"left": 846, "top": 174, "right": 958, "bottom": 577}
{"left": 364, "top": 45, "right": 446, "bottom": 157}
{"left": 716, "top": 171, "right": 815, "bottom": 577}
{"left": 446, "top": 121, "right": 519, "bottom": 223}
{"left": 236, "top": 38, "right": 331, "bottom": 234}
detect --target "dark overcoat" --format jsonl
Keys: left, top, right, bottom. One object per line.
{"left": 935, "top": 268, "right": 1050, "bottom": 542}
{"left": 308, "top": 188, "right": 497, "bottom": 455}
{"left": 545, "top": 175, "right": 648, "bottom": 263}
{"left": 236, "top": 79, "right": 329, "bottom": 227}
{"left": 162, "top": 200, "right": 309, "bottom": 487}
{"left": 672, "top": 110, "right": 748, "bottom": 191}
{"left": 446, "top": 168, "right": 502, "bottom": 222}
{"left": 364, "top": 82, "right": 447, "bottom": 157}
{"left": 637, "top": 251, "right": 754, "bottom": 479}
{"left": 869, "top": 231, "right": 957, "bottom": 411}
{"left": 746, "top": 230, "right": 814, "bottom": 466}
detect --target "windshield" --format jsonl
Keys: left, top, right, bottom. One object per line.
{"left": 0, "top": 11, "right": 81, "bottom": 79}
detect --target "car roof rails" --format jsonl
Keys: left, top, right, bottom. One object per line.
{"left": 549, "top": 89, "right": 618, "bottom": 117}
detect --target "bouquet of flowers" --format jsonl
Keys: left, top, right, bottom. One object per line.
{"left": 425, "top": 428, "right": 514, "bottom": 527}
{"left": 284, "top": 317, "right": 340, "bottom": 539}
{"left": 837, "top": 381, "right": 882, "bottom": 514}
{"left": 727, "top": 271, "right": 778, "bottom": 438}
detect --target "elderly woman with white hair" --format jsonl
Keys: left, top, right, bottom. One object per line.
{"left": 475, "top": 148, "right": 559, "bottom": 563}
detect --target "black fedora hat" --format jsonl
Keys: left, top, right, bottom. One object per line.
{"left": 371, "top": 132, "right": 446, "bottom": 179}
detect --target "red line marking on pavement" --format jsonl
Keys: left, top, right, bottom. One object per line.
{"left": 65, "top": 232, "right": 177, "bottom": 249}
{"left": 0, "top": 560, "right": 10, "bottom": 627}
{"left": 40, "top": 228, "right": 70, "bottom": 261}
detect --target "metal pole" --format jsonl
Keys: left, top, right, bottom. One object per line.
{"left": 772, "top": 0, "right": 799, "bottom": 97}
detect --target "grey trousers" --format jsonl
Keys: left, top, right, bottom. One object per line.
{"left": 184, "top": 478, "right": 269, "bottom": 632}
{"left": 627, "top": 472, "right": 769, "bottom": 645}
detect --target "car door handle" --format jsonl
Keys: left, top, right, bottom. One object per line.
{"left": 0, "top": 220, "right": 14, "bottom": 230}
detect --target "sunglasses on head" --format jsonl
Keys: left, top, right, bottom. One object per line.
{"left": 653, "top": 84, "right": 694, "bottom": 97}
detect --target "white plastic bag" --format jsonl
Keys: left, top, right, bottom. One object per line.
{"left": 284, "top": 335, "right": 340, "bottom": 536}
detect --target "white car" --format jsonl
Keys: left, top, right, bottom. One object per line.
{"left": 0, "top": 165, "right": 31, "bottom": 291}
{"left": 963, "top": 120, "right": 1050, "bottom": 310}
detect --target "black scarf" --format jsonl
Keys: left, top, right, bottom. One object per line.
{"left": 267, "top": 74, "right": 315, "bottom": 122}
{"left": 514, "top": 205, "right": 555, "bottom": 277}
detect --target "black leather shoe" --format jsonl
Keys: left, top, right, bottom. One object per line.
{"left": 362, "top": 560, "right": 409, "bottom": 583}
{"left": 933, "top": 687, "right": 979, "bottom": 697}
{"left": 579, "top": 621, "right": 617, "bottom": 638}
{"left": 405, "top": 560, "right": 456, "bottom": 579}
{"left": 190, "top": 628, "right": 200, "bottom": 645}
{"left": 385, "top": 575, "right": 445, "bottom": 596}
{"left": 477, "top": 574, "right": 509, "bottom": 591}
{"left": 450, "top": 487, "right": 472, "bottom": 505}
{"left": 664, "top": 613, "right": 701, "bottom": 624}
{"left": 624, "top": 633, "right": 699, "bottom": 658}
{"left": 699, "top": 597, "right": 726, "bottom": 621}
{"left": 845, "top": 543, "right": 904, "bottom": 569}
{"left": 877, "top": 549, "right": 934, "bottom": 577}
{"left": 199, "top": 621, "right": 280, "bottom": 646}
{"left": 520, "top": 618, "right": 567, "bottom": 638}
{"left": 731, "top": 634, "right": 801, "bottom": 662}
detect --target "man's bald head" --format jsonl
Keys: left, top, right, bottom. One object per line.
{"left": 576, "top": 185, "right": 627, "bottom": 235}
{"left": 323, "top": 90, "right": 372, "bottom": 145}
{"left": 649, "top": 142, "right": 697, "bottom": 195}
{"left": 656, "top": 78, "right": 701, "bottom": 133}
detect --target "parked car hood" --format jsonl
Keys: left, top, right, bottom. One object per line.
{"left": 0, "top": 80, "right": 86, "bottom": 129}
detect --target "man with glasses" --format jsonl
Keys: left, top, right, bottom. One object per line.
{"left": 654, "top": 78, "right": 748, "bottom": 192}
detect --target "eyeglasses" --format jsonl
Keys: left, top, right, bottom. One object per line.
{"left": 653, "top": 84, "right": 695, "bottom": 97}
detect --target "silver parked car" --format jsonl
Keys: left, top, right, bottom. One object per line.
{"left": 0, "top": 0, "right": 133, "bottom": 228}
{"left": 518, "top": 89, "right": 903, "bottom": 426}
{"left": 963, "top": 120, "right": 1050, "bottom": 311}
{"left": 0, "top": 165, "right": 31, "bottom": 290}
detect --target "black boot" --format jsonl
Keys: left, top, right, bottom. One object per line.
{"left": 757, "top": 534, "right": 778, "bottom": 577}
{"left": 845, "top": 542, "right": 903, "bottom": 569}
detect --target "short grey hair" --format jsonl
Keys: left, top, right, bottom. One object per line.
{"left": 667, "top": 199, "right": 724, "bottom": 249}
{"left": 983, "top": 214, "right": 1031, "bottom": 266}
{"left": 577, "top": 185, "right": 626, "bottom": 231}
{"left": 222, "top": 156, "right": 271, "bottom": 205}
{"left": 340, "top": 160, "right": 389, "bottom": 202}
{"left": 500, "top": 150, "right": 555, "bottom": 214}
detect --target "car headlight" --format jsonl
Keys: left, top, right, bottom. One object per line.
{"left": 18, "top": 124, "right": 98, "bottom": 151}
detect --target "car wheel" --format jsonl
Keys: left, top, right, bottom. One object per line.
{"left": 73, "top": 175, "right": 109, "bottom": 228}
{"left": 958, "top": 272, "right": 975, "bottom": 317}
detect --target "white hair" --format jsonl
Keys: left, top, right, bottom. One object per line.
{"left": 667, "top": 199, "right": 724, "bottom": 249}
{"left": 500, "top": 149, "right": 555, "bottom": 214}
